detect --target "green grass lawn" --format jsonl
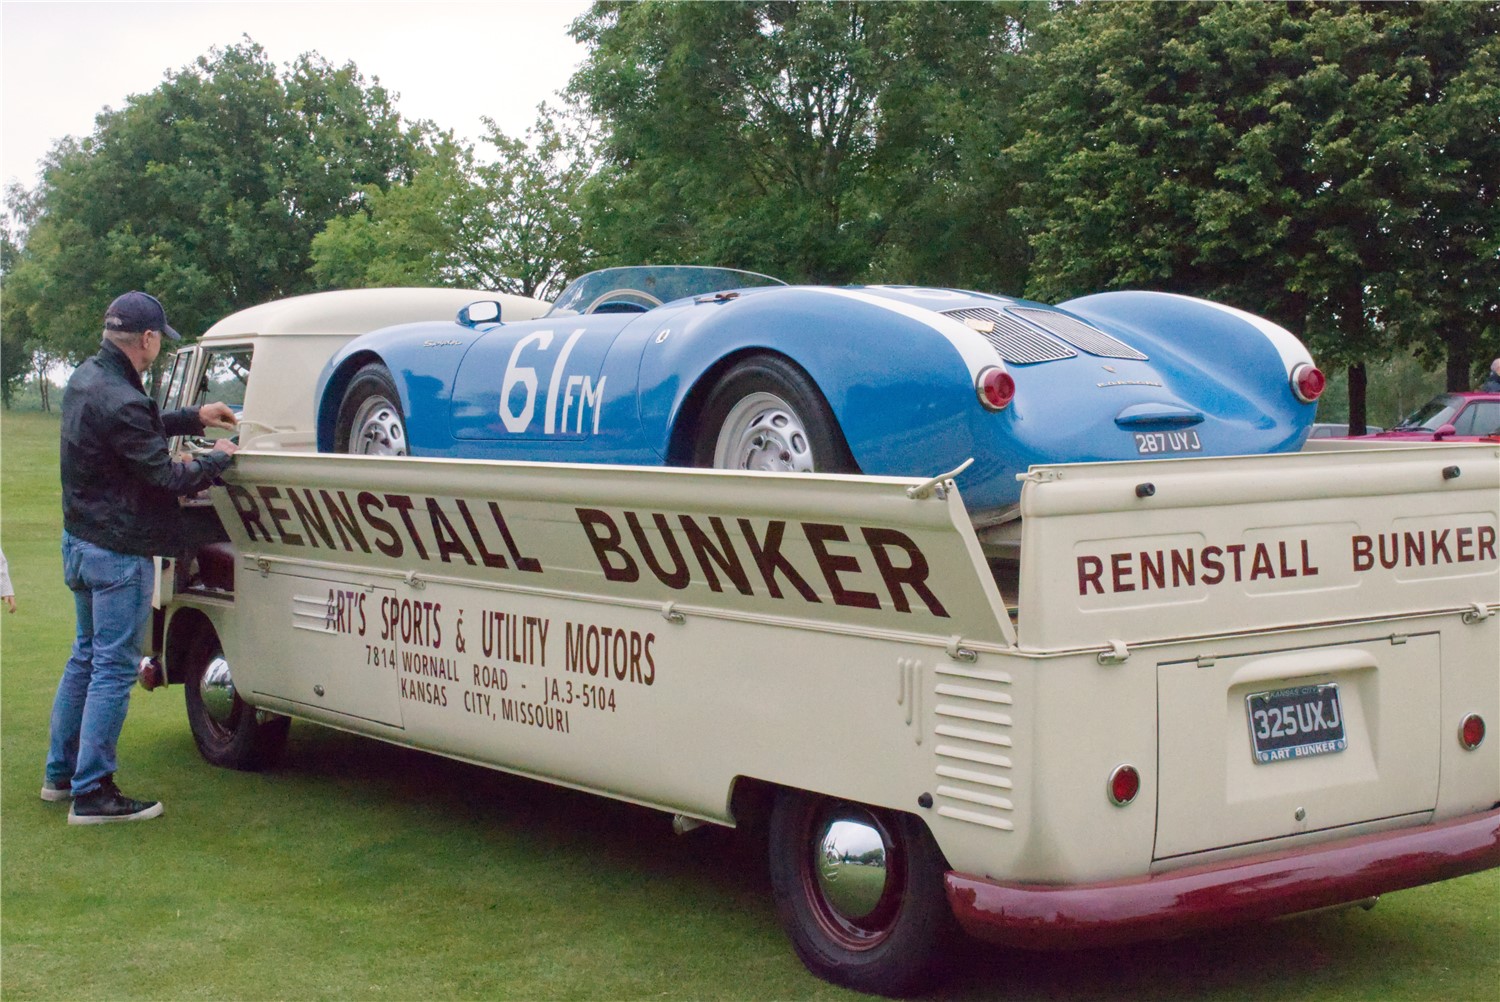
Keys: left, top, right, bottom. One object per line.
{"left": 3, "top": 407, "right": 1496, "bottom": 1000}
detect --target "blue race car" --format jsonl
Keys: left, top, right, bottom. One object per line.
{"left": 314, "top": 266, "right": 1324, "bottom": 519}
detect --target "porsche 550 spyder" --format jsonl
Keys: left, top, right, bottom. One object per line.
{"left": 313, "top": 266, "right": 1324, "bottom": 520}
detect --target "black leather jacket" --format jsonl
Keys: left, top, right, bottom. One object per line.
{"left": 60, "top": 340, "right": 234, "bottom": 557}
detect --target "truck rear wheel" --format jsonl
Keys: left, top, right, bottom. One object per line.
{"left": 183, "top": 624, "right": 289, "bottom": 770}
{"left": 334, "top": 362, "right": 408, "bottom": 455}
{"left": 768, "top": 789, "right": 953, "bottom": 996}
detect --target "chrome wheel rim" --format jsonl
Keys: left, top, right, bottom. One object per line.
{"left": 816, "top": 817, "right": 891, "bottom": 921}
{"left": 199, "top": 654, "right": 237, "bottom": 728}
{"left": 713, "top": 392, "right": 814, "bottom": 472}
{"left": 349, "top": 394, "right": 407, "bottom": 456}
{"left": 802, "top": 803, "right": 904, "bottom": 950}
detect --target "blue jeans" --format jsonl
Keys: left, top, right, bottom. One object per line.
{"left": 46, "top": 531, "right": 153, "bottom": 797}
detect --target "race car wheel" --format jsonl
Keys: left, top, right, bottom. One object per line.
{"left": 335, "top": 363, "right": 408, "bottom": 456}
{"left": 768, "top": 789, "right": 953, "bottom": 997}
{"left": 692, "top": 355, "right": 857, "bottom": 473}
{"left": 183, "top": 623, "right": 289, "bottom": 771}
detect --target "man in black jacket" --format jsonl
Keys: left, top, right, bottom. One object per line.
{"left": 44, "top": 291, "right": 239, "bottom": 824}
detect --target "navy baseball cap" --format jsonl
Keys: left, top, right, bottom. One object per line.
{"left": 104, "top": 291, "right": 180, "bottom": 340}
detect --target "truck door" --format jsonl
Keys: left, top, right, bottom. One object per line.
{"left": 1155, "top": 634, "right": 1442, "bottom": 859}
{"left": 231, "top": 565, "right": 405, "bottom": 730}
{"left": 153, "top": 346, "right": 200, "bottom": 607}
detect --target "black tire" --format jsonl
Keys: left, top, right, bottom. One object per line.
{"left": 768, "top": 789, "right": 954, "bottom": 996}
{"left": 183, "top": 623, "right": 289, "bottom": 770}
{"left": 334, "top": 362, "right": 408, "bottom": 455}
{"left": 690, "top": 355, "right": 857, "bottom": 473}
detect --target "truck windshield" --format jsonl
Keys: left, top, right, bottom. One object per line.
{"left": 199, "top": 348, "right": 253, "bottom": 411}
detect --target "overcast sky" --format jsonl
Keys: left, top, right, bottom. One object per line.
{"left": 0, "top": 0, "right": 594, "bottom": 190}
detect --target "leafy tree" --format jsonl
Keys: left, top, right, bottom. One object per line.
{"left": 571, "top": 1, "right": 894, "bottom": 282}
{"left": 863, "top": 2, "right": 1049, "bottom": 293}
{"left": 5, "top": 39, "right": 427, "bottom": 363}
{"left": 569, "top": 1, "right": 1043, "bottom": 288}
{"left": 1, "top": 186, "right": 34, "bottom": 407}
{"left": 311, "top": 109, "right": 594, "bottom": 300}
{"left": 0, "top": 182, "right": 69, "bottom": 409}
{"left": 1010, "top": 1, "right": 1500, "bottom": 430}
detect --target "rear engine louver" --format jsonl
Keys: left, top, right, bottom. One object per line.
{"left": 1008, "top": 307, "right": 1148, "bottom": 361}
{"left": 943, "top": 307, "right": 1077, "bottom": 364}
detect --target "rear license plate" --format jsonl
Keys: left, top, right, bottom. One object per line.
{"left": 1246, "top": 684, "right": 1347, "bottom": 763}
{"left": 1133, "top": 430, "right": 1203, "bottom": 455}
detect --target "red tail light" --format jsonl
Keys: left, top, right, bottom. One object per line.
{"left": 1459, "top": 714, "right": 1485, "bottom": 750}
{"left": 1292, "top": 363, "right": 1326, "bottom": 403}
{"left": 1107, "top": 764, "right": 1140, "bottom": 806}
{"left": 977, "top": 366, "right": 1016, "bottom": 411}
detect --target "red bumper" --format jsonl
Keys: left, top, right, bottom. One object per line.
{"left": 945, "top": 807, "right": 1500, "bottom": 950}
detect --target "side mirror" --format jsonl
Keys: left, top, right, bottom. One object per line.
{"left": 1434, "top": 423, "right": 1457, "bottom": 440}
{"left": 457, "top": 301, "right": 503, "bottom": 327}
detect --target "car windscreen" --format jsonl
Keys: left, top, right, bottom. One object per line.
{"left": 1394, "top": 395, "right": 1462, "bottom": 431}
{"left": 547, "top": 266, "right": 785, "bottom": 317}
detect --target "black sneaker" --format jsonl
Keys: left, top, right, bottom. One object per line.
{"left": 67, "top": 778, "right": 163, "bottom": 825}
{"left": 40, "top": 778, "right": 72, "bottom": 802}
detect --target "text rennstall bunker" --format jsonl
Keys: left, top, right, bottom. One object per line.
{"left": 224, "top": 483, "right": 952, "bottom": 617}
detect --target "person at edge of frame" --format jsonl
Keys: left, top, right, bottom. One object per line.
{"left": 42, "top": 291, "right": 240, "bottom": 825}
{"left": 1, "top": 546, "right": 15, "bottom": 613}
{"left": 1480, "top": 358, "right": 1500, "bottom": 393}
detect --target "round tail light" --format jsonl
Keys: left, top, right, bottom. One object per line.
{"left": 1459, "top": 714, "right": 1485, "bottom": 750}
{"left": 977, "top": 366, "right": 1016, "bottom": 411}
{"left": 1291, "top": 363, "right": 1326, "bottom": 403}
{"left": 1107, "top": 764, "right": 1140, "bottom": 806}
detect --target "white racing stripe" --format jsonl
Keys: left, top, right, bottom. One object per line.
{"left": 810, "top": 287, "right": 1003, "bottom": 379}
{"left": 1156, "top": 292, "right": 1313, "bottom": 374}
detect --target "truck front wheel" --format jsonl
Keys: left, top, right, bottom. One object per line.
{"left": 768, "top": 789, "right": 954, "bottom": 996}
{"left": 183, "top": 625, "right": 289, "bottom": 770}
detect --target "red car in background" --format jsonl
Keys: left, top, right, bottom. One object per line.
{"left": 1349, "top": 391, "right": 1500, "bottom": 442}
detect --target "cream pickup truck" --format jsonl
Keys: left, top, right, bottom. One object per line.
{"left": 154, "top": 290, "right": 1499, "bottom": 996}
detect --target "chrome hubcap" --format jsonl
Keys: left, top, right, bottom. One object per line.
{"left": 349, "top": 395, "right": 407, "bottom": 456}
{"left": 199, "top": 655, "right": 237, "bottom": 726}
{"left": 813, "top": 813, "right": 892, "bottom": 923}
{"left": 713, "top": 392, "right": 814, "bottom": 472}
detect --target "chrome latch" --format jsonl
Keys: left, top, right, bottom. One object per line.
{"left": 1462, "top": 603, "right": 1494, "bottom": 625}
{"left": 1098, "top": 640, "right": 1130, "bottom": 665}
{"left": 908, "top": 458, "right": 975, "bottom": 500}
{"left": 945, "top": 636, "right": 977, "bottom": 663}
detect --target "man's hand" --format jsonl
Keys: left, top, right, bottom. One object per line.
{"left": 199, "top": 402, "right": 238, "bottom": 431}
{"left": 212, "top": 439, "right": 240, "bottom": 456}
